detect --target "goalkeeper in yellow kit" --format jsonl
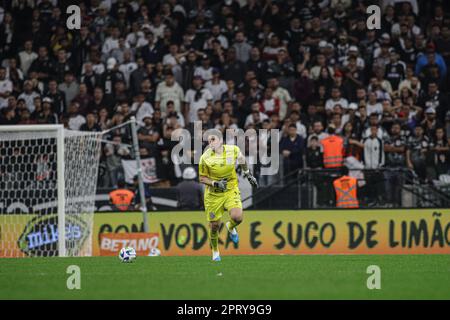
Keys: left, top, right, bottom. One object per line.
{"left": 199, "top": 129, "right": 258, "bottom": 261}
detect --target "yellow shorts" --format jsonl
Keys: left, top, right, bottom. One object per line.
{"left": 204, "top": 188, "right": 242, "bottom": 222}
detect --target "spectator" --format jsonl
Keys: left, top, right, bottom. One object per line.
{"left": 18, "top": 80, "right": 39, "bottom": 113}
{"left": 383, "top": 122, "right": 407, "bottom": 206}
{"left": 18, "top": 40, "right": 37, "bottom": 76}
{"left": 362, "top": 124, "right": 385, "bottom": 205}
{"left": 232, "top": 31, "right": 252, "bottom": 63}
{"left": 268, "top": 76, "right": 292, "bottom": 121}
{"left": 0, "top": 67, "right": 13, "bottom": 109}
{"left": 28, "top": 46, "right": 53, "bottom": 82}
{"left": 205, "top": 68, "right": 227, "bottom": 102}
{"left": 58, "top": 72, "right": 79, "bottom": 107}
{"left": 155, "top": 70, "right": 184, "bottom": 114}
{"left": 80, "top": 112, "right": 101, "bottom": 132}
{"left": 305, "top": 136, "right": 323, "bottom": 169}
{"left": 406, "top": 125, "right": 430, "bottom": 181}
{"left": 81, "top": 62, "right": 101, "bottom": 94}
{"left": 176, "top": 167, "right": 204, "bottom": 210}
{"left": 0, "top": 106, "right": 17, "bottom": 125}
{"left": 140, "top": 31, "right": 163, "bottom": 65}
{"left": 325, "top": 87, "right": 348, "bottom": 116}
{"left": 222, "top": 47, "right": 247, "bottom": 86}
{"left": 280, "top": 123, "right": 304, "bottom": 181}
{"left": 71, "top": 83, "right": 92, "bottom": 116}
{"left": 184, "top": 75, "right": 213, "bottom": 123}
{"left": 259, "top": 87, "right": 280, "bottom": 117}
{"left": 363, "top": 125, "right": 385, "bottom": 169}
{"left": 418, "top": 81, "right": 449, "bottom": 123}
{"left": 430, "top": 127, "right": 449, "bottom": 179}
{"left": 45, "top": 78, "right": 66, "bottom": 115}
{"left": 36, "top": 97, "right": 58, "bottom": 124}
{"left": 66, "top": 102, "right": 85, "bottom": 131}
{"left": 194, "top": 55, "right": 214, "bottom": 81}
{"left": 17, "top": 107, "right": 36, "bottom": 125}
{"left": 53, "top": 49, "right": 72, "bottom": 84}
{"left": 131, "top": 93, "right": 154, "bottom": 126}
{"left": 307, "top": 120, "right": 328, "bottom": 147}
{"left": 104, "top": 135, "right": 129, "bottom": 188}
{"left": 118, "top": 49, "right": 138, "bottom": 87}
{"left": 132, "top": 175, "right": 157, "bottom": 211}
{"left": 101, "top": 57, "right": 126, "bottom": 98}
{"left": 415, "top": 44, "right": 447, "bottom": 84}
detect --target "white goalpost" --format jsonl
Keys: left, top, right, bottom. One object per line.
{"left": 0, "top": 125, "right": 103, "bottom": 257}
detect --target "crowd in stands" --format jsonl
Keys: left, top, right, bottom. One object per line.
{"left": 0, "top": 0, "right": 449, "bottom": 192}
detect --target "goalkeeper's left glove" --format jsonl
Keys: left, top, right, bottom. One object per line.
{"left": 243, "top": 169, "right": 259, "bottom": 188}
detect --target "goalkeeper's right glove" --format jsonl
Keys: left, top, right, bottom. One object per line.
{"left": 212, "top": 179, "right": 227, "bottom": 192}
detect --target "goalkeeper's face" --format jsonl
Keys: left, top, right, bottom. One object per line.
{"left": 208, "top": 134, "right": 223, "bottom": 152}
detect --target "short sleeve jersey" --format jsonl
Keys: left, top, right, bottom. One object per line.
{"left": 199, "top": 144, "right": 240, "bottom": 193}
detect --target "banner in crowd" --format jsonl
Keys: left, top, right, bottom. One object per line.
{"left": 92, "top": 209, "right": 450, "bottom": 256}
{"left": 122, "top": 157, "right": 159, "bottom": 184}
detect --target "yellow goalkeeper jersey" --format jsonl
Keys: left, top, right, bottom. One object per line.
{"left": 199, "top": 144, "right": 240, "bottom": 194}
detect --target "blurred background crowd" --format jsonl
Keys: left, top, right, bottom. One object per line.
{"left": 0, "top": 0, "right": 449, "bottom": 198}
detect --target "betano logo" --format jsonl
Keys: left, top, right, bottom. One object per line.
{"left": 99, "top": 233, "right": 159, "bottom": 256}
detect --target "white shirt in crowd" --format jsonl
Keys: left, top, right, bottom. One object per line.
{"left": 126, "top": 31, "right": 145, "bottom": 48}
{"left": 162, "top": 53, "right": 185, "bottom": 67}
{"left": 18, "top": 50, "right": 38, "bottom": 76}
{"left": 119, "top": 62, "right": 138, "bottom": 87}
{"left": 18, "top": 91, "right": 40, "bottom": 113}
{"left": 205, "top": 79, "right": 228, "bottom": 102}
{"left": 185, "top": 88, "right": 213, "bottom": 123}
{"left": 273, "top": 87, "right": 292, "bottom": 120}
{"left": 68, "top": 115, "right": 86, "bottom": 131}
{"left": 194, "top": 66, "right": 214, "bottom": 82}
{"left": 342, "top": 56, "right": 365, "bottom": 70}
{"left": 362, "top": 127, "right": 389, "bottom": 140}
{"left": 363, "top": 136, "right": 385, "bottom": 169}
{"left": 0, "top": 78, "right": 13, "bottom": 109}
{"left": 155, "top": 81, "right": 185, "bottom": 114}
{"left": 149, "top": 23, "right": 166, "bottom": 40}
{"left": 295, "top": 121, "right": 307, "bottom": 139}
{"left": 132, "top": 101, "right": 155, "bottom": 127}
{"left": 203, "top": 35, "right": 229, "bottom": 50}
{"left": 366, "top": 102, "right": 383, "bottom": 117}
{"left": 102, "top": 37, "right": 120, "bottom": 55}
{"left": 325, "top": 97, "right": 349, "bottom": 111}
{"left": 6, "top": 67, "right": 23, "bottom": 82}
{"left": 244, "top": 112, "right": 269, "bottom": 127}
{"left": 92, "top": 62, "right": 106, "bottom": 75}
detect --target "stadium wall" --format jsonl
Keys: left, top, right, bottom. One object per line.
{"left": 93, "top": 209, "right": 450, "bottom": 256}
{"left": 1, "top": 209, "right": 449, "bottom": 257}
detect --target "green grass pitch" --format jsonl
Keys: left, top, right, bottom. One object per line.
{"left": 0, "top": 255, "right": 449, "bottom": 299}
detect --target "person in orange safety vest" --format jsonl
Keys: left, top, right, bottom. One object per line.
{"left": 333, "top": 167, "right": 359, "bottom": 209}
{"left": 321, "top": 124, "right": 345, "bottom": 168}
{"left": 109, "top": 180, "right": 135, "bottom": 211}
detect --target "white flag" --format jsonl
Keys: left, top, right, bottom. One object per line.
{"left": 122, "top": 158, "right": 159, "bottom": 184}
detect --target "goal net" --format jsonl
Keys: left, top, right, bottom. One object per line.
{"left": 0, "top": 125, "right": 102, "bottom": 257}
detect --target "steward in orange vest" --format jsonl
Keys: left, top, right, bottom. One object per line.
{"left": 109, "top": 181, "right": 135, "bottom": 211}
{"left": 333, "top": 173, "right": 359, "bottom": 209}
{"left": 321, "top": 124, "right": 344, "bottom": 168}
